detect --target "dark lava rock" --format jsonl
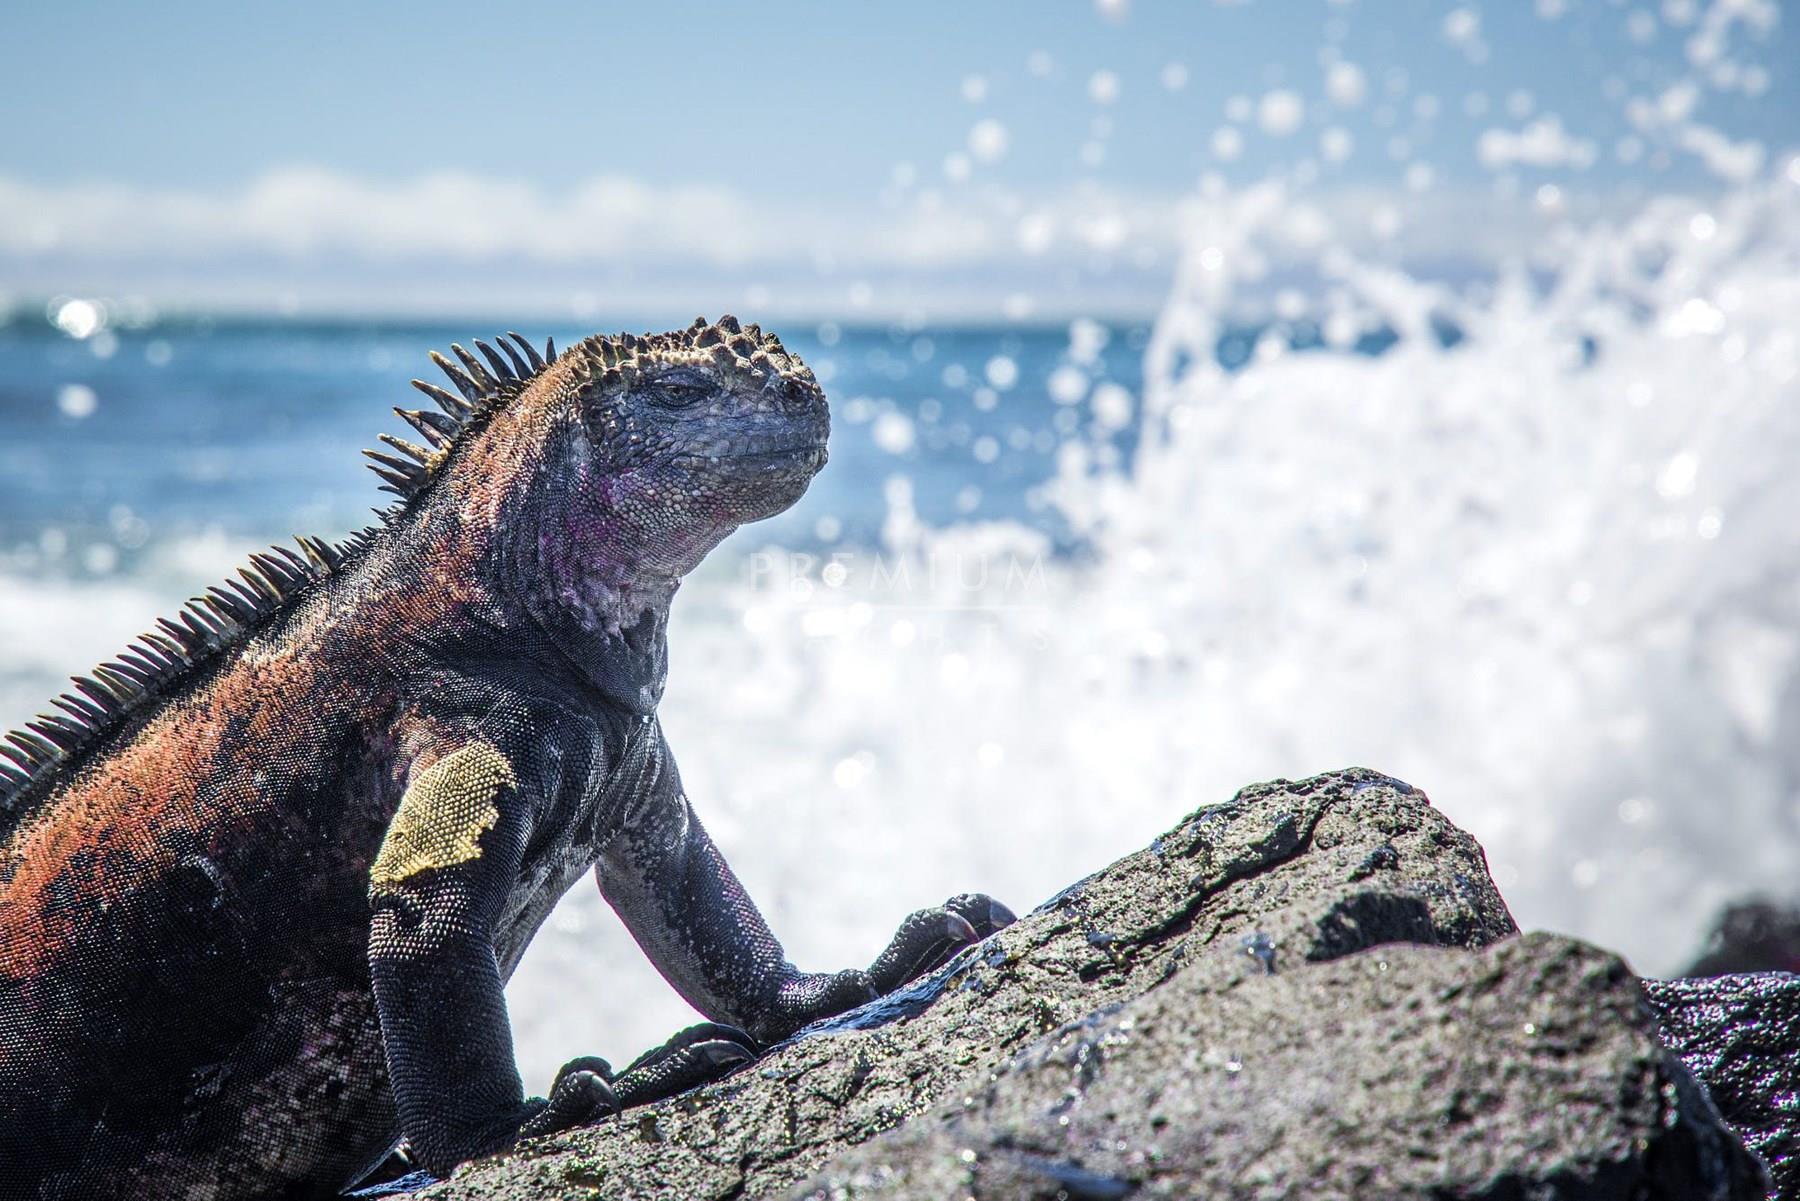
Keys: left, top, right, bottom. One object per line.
{"left": 416, "top": 769, "right": 1767, "bottom": 1200}
{"left": 804, "top": 933, "right": 1760, "bottom": 1200}
{"left": 1645, "top": 973, "right": 1800, "bottom": 1199}
{"left": 1683, "top": 899, "right": 1800, "bottom": 976}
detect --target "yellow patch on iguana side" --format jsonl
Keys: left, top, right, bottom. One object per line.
{"left": 370, "top": 741, "right": 515, "bottom": 889}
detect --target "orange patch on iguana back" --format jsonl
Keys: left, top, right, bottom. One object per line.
{"left": 0, "top": 636, "right": 367, "bottom": 976}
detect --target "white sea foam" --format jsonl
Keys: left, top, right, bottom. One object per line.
{"left": 507, "top": 166, "right": 1800, "bottom": 1081}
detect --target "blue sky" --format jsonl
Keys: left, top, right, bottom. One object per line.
{"left": 2, "top": 1, "right": 1793, "bottom": 320}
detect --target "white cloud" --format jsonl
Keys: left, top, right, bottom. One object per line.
{"left": 0, "top": 168, "right": 1196, "bottom": 276}
{"left": 0, "top": 169, "right": 783, "bottom": 267}
{"left": 0, "top": 168, "right": 1201, "bottom": 319}
{"left": 0, "top": 166, "right": 1719, "bottom": 320}
{"left": 1476, "top": 116, "right": 1598, "bottom": 170}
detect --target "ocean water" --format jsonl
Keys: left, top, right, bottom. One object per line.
{"left": 5, "top": 169, "right": 1800, "bottom": 1090}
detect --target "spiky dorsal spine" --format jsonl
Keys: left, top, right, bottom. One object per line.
{"left": 0, "top": 330, "right": 564, "bottom": 833}
{"left": 0, "top": 532, "right": 353, "bottom": 828}
{"left": 368, "top": 332, "right": 557, "bottom": 500}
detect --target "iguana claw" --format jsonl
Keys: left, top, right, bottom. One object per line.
{"left": 943, "top": 912, "right": 981, "bottom": 943}
{"left": 867, "top": 892, "right": 1016, "bottom": 993}
{"left": 609, "top": 1022, "right": 759, "bottom": 1110}
{"left": 519, "top": 1057, "right": 619, "bottom": 1139}
{"left": 946, "top": 892, "right": 1018, "bottom": 937}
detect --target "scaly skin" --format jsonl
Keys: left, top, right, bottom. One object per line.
{"left": 0, "top": 319, "right": 1012, "bottom": 1199}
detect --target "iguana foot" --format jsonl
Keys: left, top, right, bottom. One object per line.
{"left": 517, "top": 1057, "right": 619, "bottom": 1139}
{"left": 868, "top": 892, "right": 1016, "bottom": 992}
{"left": 611, "top": 1022, "right": 759, "bottom": 1109}
{"left": 746, "top": 892, "right": 1018, "bottom": 1041}
{"left": 518, "top": 1024, "right": 756, "bottom": 1138}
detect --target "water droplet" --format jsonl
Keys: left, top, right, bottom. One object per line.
{"left": 56, "top": 384, "right": 98, "bottom": 419}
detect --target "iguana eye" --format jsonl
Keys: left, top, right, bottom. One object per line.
{"left": 649, "top": 377, "right": 710, "bottom": 409}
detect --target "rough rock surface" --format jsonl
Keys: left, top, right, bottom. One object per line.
{"left": 804, "top": 933, "right": 1768, "bottom": 1200}
{"left": 1645, "top": 973, "right": 1800, "bottom": 1199}
{"left": 413, "top": 769, "right": 1767, "bottom": 1200}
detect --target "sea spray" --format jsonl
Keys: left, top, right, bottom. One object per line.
{"left": 503, "top": 166, "right": 1800, "bottom": 1081}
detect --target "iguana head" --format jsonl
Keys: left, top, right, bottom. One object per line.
{"left": 393, "top": 316, "right": 828, "bottom": 627}
{"left": 568, "top": 315, "right": 829, "bottom": 544}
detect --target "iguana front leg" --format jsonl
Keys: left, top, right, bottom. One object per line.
{"left": 597, "top": 723, "right": 1013, "bottom": 1096}
{"left": 366, "top": 740, "right": 612, "bottom": 1172}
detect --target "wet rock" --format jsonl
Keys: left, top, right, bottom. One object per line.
{"left": 412, "top": 769, "right": 1765, "bottom": 1200}
{"left": 1645, "top": 973, "right": 1800, "bottom": 1199}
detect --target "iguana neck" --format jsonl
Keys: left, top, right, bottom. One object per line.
{"left": 351, "top": 493, "right": 678, "bottom": 717}
{"left": 518, "top": 577, "right": 676, "bottom": 717}
{"left": 484, "top": 497, "right": 682, "bottom": 716}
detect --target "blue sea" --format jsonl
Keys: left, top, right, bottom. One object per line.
{"left": 0, "top": 317, "right": 1150, "bottom": 561}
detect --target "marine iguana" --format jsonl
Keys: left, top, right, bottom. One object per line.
{"left": 0, "top": 318, "right": 1013, "bottom": 1199}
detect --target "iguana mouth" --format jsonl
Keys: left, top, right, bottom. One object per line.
{"left": 675, "top": 444, "right": 827, "bottom": 467}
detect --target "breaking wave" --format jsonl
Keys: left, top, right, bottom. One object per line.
{"left": 499, "top": 167, "right": 1800, "bottom": 1082}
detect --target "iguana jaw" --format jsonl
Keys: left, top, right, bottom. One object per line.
{"left": 668, "top": 420, "right": 829, "bottom": 519}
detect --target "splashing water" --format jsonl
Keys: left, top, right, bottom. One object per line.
{"left": 502, "top": 166, "right": 1800, "bottom": 1081}
{"left": 512, "top": 0, "right": 1800, "bottom": 1074}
